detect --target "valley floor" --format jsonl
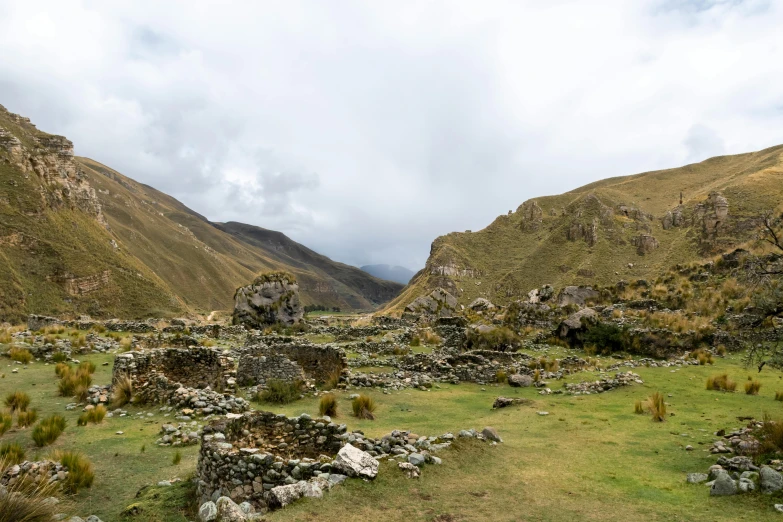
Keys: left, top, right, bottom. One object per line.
{"left": 2, "top": 350, "right": 783, "bottom": 520}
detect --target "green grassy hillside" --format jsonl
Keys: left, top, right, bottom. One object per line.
{"left": 389, "top": 145, "right": 783, "bottom": 311}
{"left": 0, "top": 104, "right": 402, "bottom": 321}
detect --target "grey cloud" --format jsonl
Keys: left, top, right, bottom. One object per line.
{"left": 1, "top": 1, "right": 783, "bottom": 271}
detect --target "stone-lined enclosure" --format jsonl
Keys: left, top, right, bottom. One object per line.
{"left": 237, "top": 340, "right": 347, "bottom": 386}
{"left": 112, "top": 347, "right": 235, "bottom": 390}
{"left": 197, "top": 411, "right": 347, "bottom": 510}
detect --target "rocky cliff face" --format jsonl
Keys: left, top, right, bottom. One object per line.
{"left": 385, "top": 144, "right": 783, "bottom": 312}
{"left": 0, "top": 105, "right": 106, "bottom": 226}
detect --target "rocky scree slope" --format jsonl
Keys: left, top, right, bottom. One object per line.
{"left": 388, "top": 145, "right": 783, "bottom": 311}
{"left": 0, "top": 104, "right": 402, "bottom": 322}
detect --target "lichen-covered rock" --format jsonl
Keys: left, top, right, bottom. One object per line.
{"left": 557, "top": 308, "right": 599, "bottom": 340}
{"left": 232, "top": 272, "right": 303, "bottom": 327}
{"left": 198, "top": 502, "right": 217, "bottom": 522}
{"left": 710, "top": 473, "right": 737, "bottom": 496}
{"left": 399, "top": 462, "right": 420, "bottom": 479}
{"left": 760, "top": 466, "right": 783, "bottom": 494}
{"left": 468, "top": 298, "right": 495, "bottom": 312}
{"left": 404, "top": 288, "right": 458, "bottom": 319}
{"left": 556, "top": 286, "right": 599, "bottom": 307}
{"left": 215, "top": 496, "right": 247, "bottom": 521}
{"left": 507, "top": 374, "right": 533, "bottom": 388}
{"left": 332, "top": 443, "right": 379, "bottom": 480}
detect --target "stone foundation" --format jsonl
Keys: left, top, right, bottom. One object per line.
{"left": 112, "top": 346, "right": 235, "bottom": 390}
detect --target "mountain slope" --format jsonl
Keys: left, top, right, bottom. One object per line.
{"left": 388, "top": 145, "right": 783, "bottom": 311}
{"left": 0, "top": 104, "right": 402, "bottom": 322}
{"left": 360, "top": 264, "right": 415, "bottom": 285}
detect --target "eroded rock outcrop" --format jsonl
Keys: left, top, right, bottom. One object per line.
{"left": 404, "top": 288, "right": 458, "bottom": 319}
{"left": 232, "top": 272, "right": 303, "bottom": 327}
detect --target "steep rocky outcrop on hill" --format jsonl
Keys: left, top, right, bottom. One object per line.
{"left": 387, "top": 145, "right": 783, "bottom": 310}
{"left": 0, "top": 104, "right": 402, "bottom": 322}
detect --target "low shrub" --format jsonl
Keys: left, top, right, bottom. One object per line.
{"left": 495, "top": 370, "right": 508, "bottom": 383}
{"left": 258, "top": 379, "right": 304, "bottom": 404}
{"left": 17, "top": 408, "right": 37, "bottom": 428}
{"left": 78, "top": 361, "right": 96, "bottom": 374}
{"left": 57, "top": 368, "right": 92, "bottom": 397}
{"left": 0, "top": 412, "right": 11, "bottom": 435}
{"left": 645, "top": 392, "right": 667, "bottom": 422}
{"left": 172, "top": 450, "right": 182, "bottom": 465}
{"left": 0, "top": 442, "right": 25, "bottom": 464}
{"left": 54, "top": 362, "right": 71, "bottom": 377}
{"left": 56, "top": 451, "right": 94, "bottom": 493}
{"left": 465, "top": 326, "right": 520, "bottom": 352}
{"left": 352, "top": 394, "right": 376, "bottom": 420}
{"left": 111, "top": 375, "right": 133, "bottom": 408}
{"left": 32, "top": 414, "right": 67, "bottom": 447}
{"left": 745, "top": 379, "right": 762, "bottom": 395}
{"left": 319, "top": 394, "right": 338, "bottom": 417}
{"left": 706, "top": 373, "right": 737, "bottom": 392}
{"left": 751, "top": 415, "right": 783, "bottom": 461}
{"left": 78, "top": 405, "right": 107, "bottom": 426}
{"left": 8, "top": 347, "right": 33, "bottom": 364}
{"left": 5, "top": 391, "right": 31, "bottom": 412}
{"left": 51, "top": 352, "right": 68, "bottom": 363}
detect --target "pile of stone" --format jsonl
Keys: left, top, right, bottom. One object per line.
{"left": 346, "top": 370, "right": 434, "bottom": 391}
{"left": 157, "top": 422, "right": 203, "bottom": 446}
{"left": 709, "top": 423, "right": 762, "bottom": 455}
{"left": 492, "top": 396, "right": 531, "bottom": 409}
{"left": 563, "top": 371, "right": 643, "bottom": 395}
{"left": 136, "top": 375, "right": 249, "bottom": 416}
{"left": 0, "top": 459, "right": 68, "bottom": 488}
{"left": 687, "top": 456, "right": 783, "bottom": 499}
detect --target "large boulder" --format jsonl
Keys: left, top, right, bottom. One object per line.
{"left": 556, "top": 286, "right": 599, "bottom": 307}
{"left": 468, "top": 298, "right": 495, "bottom": 312}
{"left": 232, "top": 272, "right": 303, "bottom": 327}
{"left": 710, "top": 473, "right": 737, "bottom": 496}
{"left": 508, "top": 374, "right": 533, "bottom": 388}
{"left": 332, "top": 443, "right": 379, "bottom": 480}
{"left": 557, "top": 308, "right": 599, "bottom": 340}
{"left": 215, "top": 496, "right": 247, "bottom": 521}
{"left": 404, "top": 288, "right": 458, "bottom": 319}
{"left": 760, "top": 466, "right": 783, "bottom": 494}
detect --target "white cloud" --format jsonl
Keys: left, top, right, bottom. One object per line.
{"left": 1, "top": 0, "right": 782, "bottom": 269}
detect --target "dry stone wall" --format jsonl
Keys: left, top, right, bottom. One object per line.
{"left": 112, "top": 347, "right": 235, "bottom": 390}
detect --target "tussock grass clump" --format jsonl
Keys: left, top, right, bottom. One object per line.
{"left": 352, "top": 394, "right": 376, "bottom": 420}
{"left": 111, "top": 375, "right": 133, "bottom": 408}
{"left": 119, "top": 337, "right": 132, "bottom": 351}
{"left": 0, "top": 456, "right": 60, "bottom": 522}
{"left": 55, "top": 450, "right": 94, "bottom": 493}
{"left": 752, "top": 415, "right": 783, "bottom": 461}
{"left": 645, "top": 392, "right": 667, "bottom": 422}
{"left": 0, "top": 412, "right": 11, "bottom": 435}
{"left": 533, "top": 369, "right": 541, "bottom": 382}
{"left": 51, "top": 352, "right": 68, "bottom": 363}
{"left": 319, "top": 394, "right": 338, "bottom": 417}
{"left": 745, "top": 379, "right": 762, "bottom": 395}
{"left": 57, "top": 367, "right": 92, "bottom": 398}
{"left": 691, "top": 348, "right": 714, "bottom": 365}
{"left": 422, "top": 330, "right": 443, "bottom": 345}
{"left": 775, "top": 391, "right": 783, "bottom": 402}
{"left": 172, "top": 450, "right": 182, "bottom": 465}
{"left": 8, "top": 347, "right": 33, "bottom": 364}
{"left": 17, "top": 408, "right": 38, "bottom": 428}
{"left": 0, "top": 442, "right": 25, "bottom": 464}
{"left": 706, "top": 373, "right": 737, "bottom": 392}
{"left": 78, "top": 361, "right": 96, "bottom": 374}
{"left": 32, "top": 414, "right": 67, "bottom": 447}
{"left": 634, "top": 400, "right": 645, "bottom": 414}
{"left": 78, "top": 405, "right": 107, "bottom": 426}
{"left": 495, "top": 370, "right": 507, "bottom": 383}
{"left": 716, "top": 344, "right": 727, "bottom": 356}
{"left": 258, "top": 379, "right": 304, "bottom": 404}
{"left": 5, "top": 390, "right": 31, "bottom": 412}
{"left": 0, "top": 329, "right": 12, "bottom": 344}
{"left": 410, "top": 335, "right": 421, "bottom": 347}
{"left": 54, "top": 362, "right": 71, "bottom": 377}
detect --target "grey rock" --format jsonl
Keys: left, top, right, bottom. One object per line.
{"left": 269, "top": 482, "right": 305, "bottom": 508}
{"left": 557, "top": 308, "right": 599, "bottom": 339}
{"left": 508, "top": 374, "right": 533, "bottom": 388}
{"left": 710, "top": 474, "right": 737, "bottom": 496}
{"left": 481, "top": 427, "right": 502, "bottom": 443}
{"left": 738, "top": 478, "right": 756, "bottom": 493}
{"left": 399, "top": 462, "right": 420, "bottom": 478}
{"left": 686, "top": 473, "right": 708, "bottom": 484}
{"left": 232, "top": 274, "right": 303, "bottom": 327}
{"left": 332, "top": 443, "right": 379, "bottom": 480}
{"left": 761, "top": 466, "right": 783, "bottom": 494}
{"left": 408, "top": 453, "right": 426, "bottom": 467}
{"left": 215, "top": 496, "right": 247, "bottom": 521}
{"left": 85, "top": 517, "right": 103, "bottom": 522}
{"left": 198, "top": 502, "right": 218, "bottom": 522}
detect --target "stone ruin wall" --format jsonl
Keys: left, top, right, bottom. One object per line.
{"left": 197, "top": 411, "right": 346, "bottom": 509}
{"left": 236, "top": 353, "right": 306, "bottom": 387}
{"left": 112, "top": 346, "right": 235, "bottom": 390}
{"left": 239, "top": 340, "right": 348, "bottom": 385}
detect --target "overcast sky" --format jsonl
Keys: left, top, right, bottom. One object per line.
{"left": 1, "top": 1, "right": 782, "bottom": 270}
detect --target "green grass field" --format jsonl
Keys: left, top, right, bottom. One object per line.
{"left": 2, "top": 349, "right": 783, "bottom": 520}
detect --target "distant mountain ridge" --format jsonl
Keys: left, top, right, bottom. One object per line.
{"left": 386, "top": 144, "right": 783, "bottom": 312}
{"left": 0, "top": 104, "right": 402, "bottom": 322}
{"left": 360, "top": 264, "right": 416, "bottom": 285}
